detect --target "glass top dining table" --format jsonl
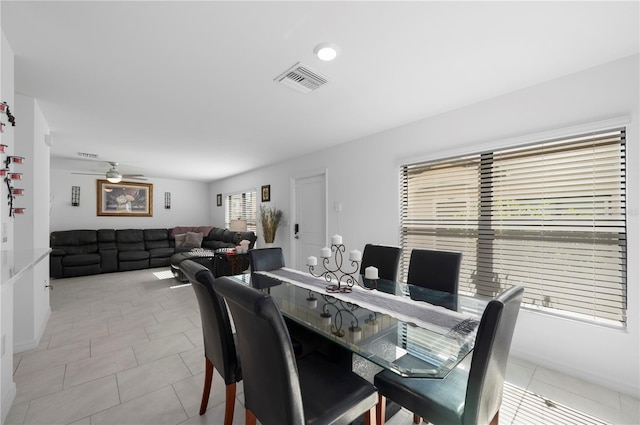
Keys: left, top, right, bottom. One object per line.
{"left": 229, "top": 268, "right": 489, "bottom": 378}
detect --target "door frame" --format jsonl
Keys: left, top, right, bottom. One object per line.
{"left": 289, "top": 168, "right": 328, "bottom": 268}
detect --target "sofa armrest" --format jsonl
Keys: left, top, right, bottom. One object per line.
{"left": 50, "top": 253, "right": 64, "bottom": 278}
{"left": 51, "top": 248, "right": 66, "bottom": 257}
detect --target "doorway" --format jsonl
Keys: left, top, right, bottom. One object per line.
{"left": 291, "top": 171, "right": 327, "bottom": 270}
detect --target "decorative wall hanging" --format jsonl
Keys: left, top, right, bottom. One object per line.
{"left": 4, "top": 155, "right": 25, "bottom": 217}
{"left": 164, "top": 192, "right": 171, "bottom": 209}
{"left": 216, "top": 193, "right": 222, "bottom": 206}
{"left": 97, "top": 180, "right": 153, "bottom": 217}
{"left": 71, "top": 186, "right": 80, "bottom": 207}
{"left": 261, "top": 184, "right": 271, "bottom": 202}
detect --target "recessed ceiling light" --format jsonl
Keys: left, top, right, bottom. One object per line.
{"left": 314, "top": 43, "right": 339, "bottom": 61}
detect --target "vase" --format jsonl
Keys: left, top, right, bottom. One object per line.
{"left": 264, "top": 242, "right": 275, "bottom": 248}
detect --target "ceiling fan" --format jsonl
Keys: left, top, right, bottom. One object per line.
{"left": 72, "top": 161, "right": 147, "bottom": 183}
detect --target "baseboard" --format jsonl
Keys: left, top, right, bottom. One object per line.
{"left": 1, "top": 381, "right": 16, "bottom": 424}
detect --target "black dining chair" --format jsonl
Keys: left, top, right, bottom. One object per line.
{"left": 249, "top": 247, "right": 286, "bottom": 289}
{"left": 374, "top": 285, "right": 524, "bottom": 425}
{"left": 407, "top": 248, "right": 462, "bottom": 294}
{"left": 180, "top": 260, "right": 241, "bottom": 424}
{"left": 361, "top": 244, "right": 402, "bottom": 281}
{"left": 214, "top": 276, "right": 379, "bottom": 425}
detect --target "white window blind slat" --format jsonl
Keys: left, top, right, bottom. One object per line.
{"left": 400, "top": 128, "right": 627, "bottom": 326}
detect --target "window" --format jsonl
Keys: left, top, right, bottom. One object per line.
{"left": 400, "top": 128, "right": 627, "bottom": 326}
{"left": 225, "top": 190, "right": 257, "bottom": 232}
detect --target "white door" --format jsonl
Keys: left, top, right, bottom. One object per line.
{"left": 292, "top": 173, "right": 326, "bottom": 270}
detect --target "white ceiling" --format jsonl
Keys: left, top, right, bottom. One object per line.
{"left": 2, "top": 1, "right": 638, "bottom": 182}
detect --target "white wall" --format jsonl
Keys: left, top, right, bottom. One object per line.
{"left": 50, "top": 171, "right": 213, "bottom": 231}
{"left": 0, "top": 29, "right": 16, "bottom": 425}
{"left": 13, "top": 94, "right": 51, "bottom": 352}
{"left": 210, "top": 55, "right": 640, "bottom": 396}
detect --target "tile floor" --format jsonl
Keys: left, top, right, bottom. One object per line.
{"left": 5, "top": 268, "right": 639, "bottom": 425}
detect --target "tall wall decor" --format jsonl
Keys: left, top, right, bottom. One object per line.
{"left": 71, "top": 186, "right": 80, "bottom": 206}
{"left": 97, "top": 180, "right": 153, "bottom": 217}
{"left": 4, "top": 155, "right": 25, "bottom": 217}
{"left": 164, "top": 191, "right": 171, "bottom": 209}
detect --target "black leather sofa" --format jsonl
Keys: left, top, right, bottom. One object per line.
{"left": 49, "top": 227, "right": 257, "bottom": 278}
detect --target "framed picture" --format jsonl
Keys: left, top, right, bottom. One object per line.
{"left": 97, "top": 180, "right": 153, "bottom": 217}
{"left": 216, "top": 193, "right": 222, "bottom": 206}
{"left": 261, "top": 185, "right": 271, "bottom": 202}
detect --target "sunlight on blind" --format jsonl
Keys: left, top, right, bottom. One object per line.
{"left": 400, "top": 128, "right": 627, "bottom": 326}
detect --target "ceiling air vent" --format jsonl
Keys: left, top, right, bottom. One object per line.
{"left": 274, "top": 62, "right": 330, "bottom": 93}
{"left": 77, "top": 152, "right": 99, "bottom": 159}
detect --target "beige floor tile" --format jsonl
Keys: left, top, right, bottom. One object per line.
{"left": 108, "top": 312, "right": 159, "bottom": 335}
{"left": 531, "top": 366, "right": 621, "bottom": 409}
{"left": 184, "top": 327, "right": 204, "bottom": 347}
{"left": 173, "top": 369, "right": 232, "bottom": 418}
{"left": 14, "top": 340, "right": 90, "bottom": 377}
{"left": 47, "top": 322, "right": 109, "bottom": 349}
{"left": 178, "top": 399, "right": 246, "bottom": 425}
{"left": 621, "top": 393, "right": 640, "bottom": 425}
{"left": 180, "top": 346, "right": 206, "bottom": 376}
{"left": 23, "top": 375, "right": 119, "bottom": 425}
{"left": 145, "top": 316, "right": 198, "bottom": 340}
{"left": 64, "top": 346, "right": 138, "bottom": 389}
{"left": 91, "top": 386, "right": 188, "bottom": 425}
{"left": 4, "top": 400, "right": 29, "bottom": 425}
{"left": 13, "top": 364, "right": 65, "bottom": 405}
{"left": 116, "top": 354, "right": 192, "bottom": 402}
{"left": 90, "top": 327, "right": 150, "bottom": 356}
{"left": 133, "top": 332, "right": 195, "bottom": 365}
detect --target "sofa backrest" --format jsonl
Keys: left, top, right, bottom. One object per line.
{"left": 116, "top": 229, "right": 146, "bottom": 251}
{"left": 144, "top": 228, "right": 171, "bottom": 249}
{"left": 97, "top": 229, "right": 117, "bottom": 250}
{"left": 50, "top": 230, "right": 99, "bottom": 255}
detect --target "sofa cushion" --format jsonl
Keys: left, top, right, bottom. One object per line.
{"left": 50, "top": 230, "right": 98, "bottom": 255}
{"left": 148, "top": 247, "right": 175, "bottom": 259}
{"left": 183, "top": 232, "right": 203, "bottom": 248}
{"left": 119, "top": 251, "right": 150, "bottom": 261}
{"left": 171, "top": 226, "right": 214, "bottom": 237}
{"left": 116, "top": 229, "right": 145, "bottom": 251}
{"left": 62, "top": 253, "right": 101, "bottom": 267}
{"left": 144, "top": 229, "right": 171, "bottom": 249}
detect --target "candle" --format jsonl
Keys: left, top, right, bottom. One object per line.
{"left": 307, "top": 256, "right": 318, "bottom": 266}
{"left": 349, "top": 249, "right": 362, "bottom": 262}
{"left": 331, "top": 234, "right": 343, "bottom": 245}
{"left": 306, "top": 297, "right": 318, "bottom": 309}
{"left": 364, "top": 266, "right": 378, "bottom": 280}
{"left": 320, "top": 247, "right": 332, "bottom": 258}
{"left": 320, "top": 313, "right": 332, "bottom": 326}
{"left": 349, "top": 326, "right": 362, "bottom": 343}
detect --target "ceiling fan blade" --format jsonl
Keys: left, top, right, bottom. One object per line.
{"left": 122, "top": 175, "right": 147, "bottom": 180}
{"left": 71, "top": 172, "right": 104, "bottom": 176}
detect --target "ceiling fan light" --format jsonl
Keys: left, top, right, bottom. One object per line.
{"left": 106, "top": 169, "right": 122, "bottom": 183}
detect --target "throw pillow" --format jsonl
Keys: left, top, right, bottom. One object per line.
{"left": 184, "top": 232, "right": 204, "bottom": 248}
{"left": 174, "top": 233, "right": 188, "bottom": 248}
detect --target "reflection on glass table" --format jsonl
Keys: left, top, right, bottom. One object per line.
{"left": 229, "top": 268, "right": 489, "bottom": 378}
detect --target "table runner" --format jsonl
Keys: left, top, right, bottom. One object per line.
{"left": 256, "top": 268, "right": 479, "bottom": 340}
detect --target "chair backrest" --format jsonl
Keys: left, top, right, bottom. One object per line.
{"left": 361, "top": 244, "right": 402, "bottom": 281}
{"left": 180, "top": 260, "right": 241, "bottom": 385}
{"left": 407, "top": 249, "right": 462, "bottom": 294}
{"left": 215, "top": 276, "right": 305, "bottom": 425}
{"left": 249, "top": 247, "right": 286, "bottom": 289}
{"left": 464, "top": 285, "right": 524, "bottom": 425}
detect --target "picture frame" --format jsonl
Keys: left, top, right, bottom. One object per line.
{"left": 216, "top": 193, "right": 222, "bottom": 206}
{"left": 261, "top": 184, "right": 271, "bottom": 202}
{"left": 97, "top": 180, "right": 153, "bottom": 217}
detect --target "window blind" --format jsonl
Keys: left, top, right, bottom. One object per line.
{"left": 225, "top": 191, "right": 257, "bottom": 232}
{"left": 400, "top": 128, "right": 627, "bottom": 326}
